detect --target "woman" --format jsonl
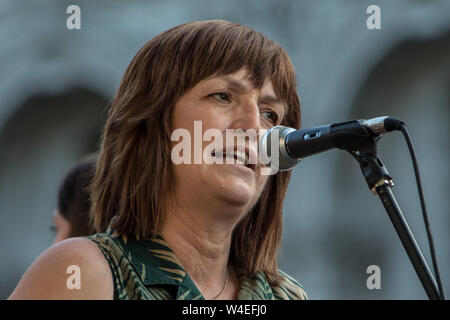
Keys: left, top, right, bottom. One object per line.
{"left": 9, "top": 20, "right": 307, "bottom": 300}
{"left": 51, "top": 154, "right": 97, "bottom": 243}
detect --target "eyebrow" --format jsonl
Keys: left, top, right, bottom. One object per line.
{"left": 220, "top": 76, "right": 285, "bottom": 111}
{"left": 221, "top": 76, "right": 252, "bottom": 93}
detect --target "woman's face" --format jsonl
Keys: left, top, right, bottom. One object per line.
{"left": 51, "top": 210, "right": 71, "bottom": 244}
{"left": 171, "top": 68, "right": 285, "bottom": 216}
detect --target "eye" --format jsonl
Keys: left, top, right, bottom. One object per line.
{"left": 210, "top": 92, "right": 231, "bottom": 103}
{"left": 261, "top": 110, "right": 279, "bottom": 124}
{"left": 49, "top": 225, "right": 58, "bottom": 233}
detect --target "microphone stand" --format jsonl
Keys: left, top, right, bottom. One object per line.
{"left": 346, "top": 136, "right": 440, "bottom": 300}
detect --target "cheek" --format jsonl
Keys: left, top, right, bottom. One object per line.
{"left": 53, "top": 223, "right": 71, "bottom": 244}
{"left": 257, "top": 174, "right": 269, "bottom": 193}
{"left": 58, "top": 218, "right": 71, "bottom": 235}
{"left": 172, "top": 97, "right": 228, "bottom": 136}
{"left": 172, "top": 163, "right": 214, "bottom": 191}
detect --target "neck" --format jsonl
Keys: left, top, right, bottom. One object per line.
{"left": 160, "top": 195, "right": 244, "bottom": 299}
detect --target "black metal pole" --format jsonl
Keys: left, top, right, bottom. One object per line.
{"left": 337, "top": 123, "right": 442, "bottom": 299}
{"left": 376, "top": 184, "right": 440, "bottom": 300}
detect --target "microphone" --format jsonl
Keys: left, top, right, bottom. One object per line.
{"left": 259, "top": 116, "right": 404, "bottom": 171}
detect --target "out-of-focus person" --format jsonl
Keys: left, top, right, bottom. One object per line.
{"left": 51, "top": 154, "right": 97, "bottom": 243}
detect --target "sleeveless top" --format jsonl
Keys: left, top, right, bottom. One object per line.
{"left": 87, "top": 227, "right": 308, "bottom": 300}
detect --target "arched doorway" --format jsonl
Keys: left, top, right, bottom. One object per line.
{"left": 327, "top": 32, "right": 450, "bottom": 299}
{"left": 0, "top": 87, "right": 108, "bottom": 298}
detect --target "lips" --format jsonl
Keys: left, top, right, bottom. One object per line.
{"left": 211, "top": 146, "right": 257, "bottom": 171}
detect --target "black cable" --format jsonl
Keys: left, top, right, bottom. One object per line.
{"left": 399, "top": 124, "right": 446, "bottom": 300}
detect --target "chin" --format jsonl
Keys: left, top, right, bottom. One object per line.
{"left": 216, "top": 180, "right": 256, "bottom": 207}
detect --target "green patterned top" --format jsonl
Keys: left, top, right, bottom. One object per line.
{"left": 87, "top": 227, "right": 307, "bottom": 300}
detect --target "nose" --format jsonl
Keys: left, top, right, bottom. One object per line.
{"left": 226, "top": 98, "right": 263, "bottom": 168}
{"left": 228, "top": 99, "right": 261, "bottom": 132}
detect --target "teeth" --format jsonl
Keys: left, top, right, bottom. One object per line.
{"left": 214, "top": 150, "right": 248, "bottom": 165}
{"left": 230, "top": 150, "right": 247, "bottom": 165}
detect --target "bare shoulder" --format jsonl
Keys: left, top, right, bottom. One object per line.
{"left": 8, "top": 237, "right": 113, "bottom": 300}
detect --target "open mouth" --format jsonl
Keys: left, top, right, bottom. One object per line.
{"left": 211, "top": 147, "right": 256, "bottom": 171}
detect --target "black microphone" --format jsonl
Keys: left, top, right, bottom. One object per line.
{"left": 259, "top": 116, "right": 404, "bottom": 171}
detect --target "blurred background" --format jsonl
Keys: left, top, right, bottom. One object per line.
{"left": 0, "top": 0, "right": 449, "bottom": 299}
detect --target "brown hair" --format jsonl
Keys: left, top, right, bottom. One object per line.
{"left": 90, "top": 20, "right": 301, "bottom": 285}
